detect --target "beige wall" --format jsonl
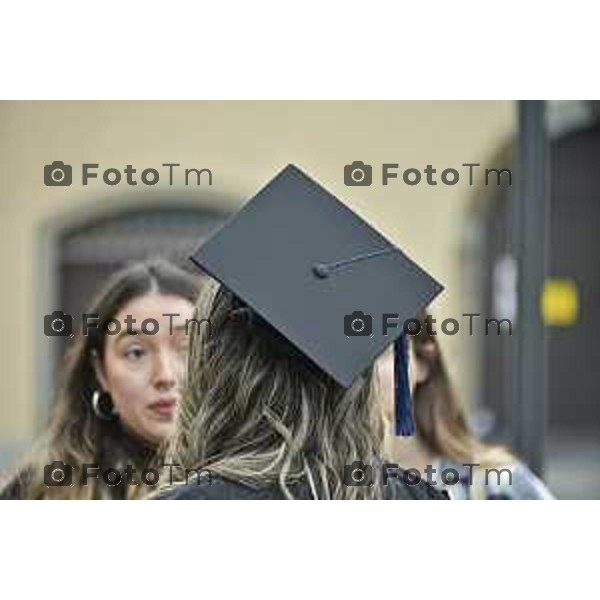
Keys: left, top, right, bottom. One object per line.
{"left": 0, "top": 100, "right": 515, "bottom": 451}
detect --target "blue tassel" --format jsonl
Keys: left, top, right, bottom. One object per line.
{"left": 394, "top": 334, "right": 416, "bottom": 436}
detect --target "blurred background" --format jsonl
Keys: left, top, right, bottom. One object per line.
{"left": 0, "top": 100, "right": 597, "bottom": 498}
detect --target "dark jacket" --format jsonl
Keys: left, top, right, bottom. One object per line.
{"left": 157, "top": 474, "right": 449, "bottom": 500}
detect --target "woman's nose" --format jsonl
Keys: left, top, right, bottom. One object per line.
{"left": 153, "top": 350, "right": 178, "bottom": 389}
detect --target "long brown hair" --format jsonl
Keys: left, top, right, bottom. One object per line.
{"left": 1, "top": 258, "right": 200, "bottom": 499}
{"left": 412, "top": 311, "right": 514, "bottom": 467}
{"left": 167, "top": 283, "right": 386, "bottom": 499}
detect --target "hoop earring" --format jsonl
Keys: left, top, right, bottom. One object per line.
{"left": 92, "top": 389, "right": 117, "bottom": 420}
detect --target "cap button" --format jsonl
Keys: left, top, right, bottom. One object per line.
{"left": 312, "top": 263, "right": 330, "bottom": 278}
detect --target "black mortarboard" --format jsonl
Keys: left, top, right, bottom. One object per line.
{"left": 190, "top": 164, "right": 443, "bottom": 435}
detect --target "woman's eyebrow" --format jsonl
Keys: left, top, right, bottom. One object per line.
{"left": 113, "top": 328, "right": 142, "bottom": 343}
{"left": 110, "top": 322, "right": 189, "bottom": 344}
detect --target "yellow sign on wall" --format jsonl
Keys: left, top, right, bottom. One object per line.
{"left": 542, "top": 278, "right": 579, "bottom": 326}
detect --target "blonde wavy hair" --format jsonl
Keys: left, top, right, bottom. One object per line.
{"left": 166, "top": 282, "right": 387, "bottom": 499}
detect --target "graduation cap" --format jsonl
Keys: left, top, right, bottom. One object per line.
{"left": 190, "top": 164, "right": 443, "bottom": 436}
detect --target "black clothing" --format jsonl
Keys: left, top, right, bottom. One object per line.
{"left": 157, "top": 474, "right": 449, "bottom": 500}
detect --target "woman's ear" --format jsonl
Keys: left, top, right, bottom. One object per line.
{"left": 91, "top": 350, "right": 109, "bottom": 392}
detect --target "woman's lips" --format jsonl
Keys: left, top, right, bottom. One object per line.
{"left": 148, "top": 398, "right": 178, "bottom": 418}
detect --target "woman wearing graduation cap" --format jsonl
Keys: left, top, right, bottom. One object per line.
{"left": 157, "top": 165, "right": 447, "bottom": 500}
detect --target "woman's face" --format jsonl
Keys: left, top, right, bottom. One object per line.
{"left": 376, "top": 339, "right": 428, "bottom": 426}
{"left": 93, "top": 292, "right": 195, "bottom": 446}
